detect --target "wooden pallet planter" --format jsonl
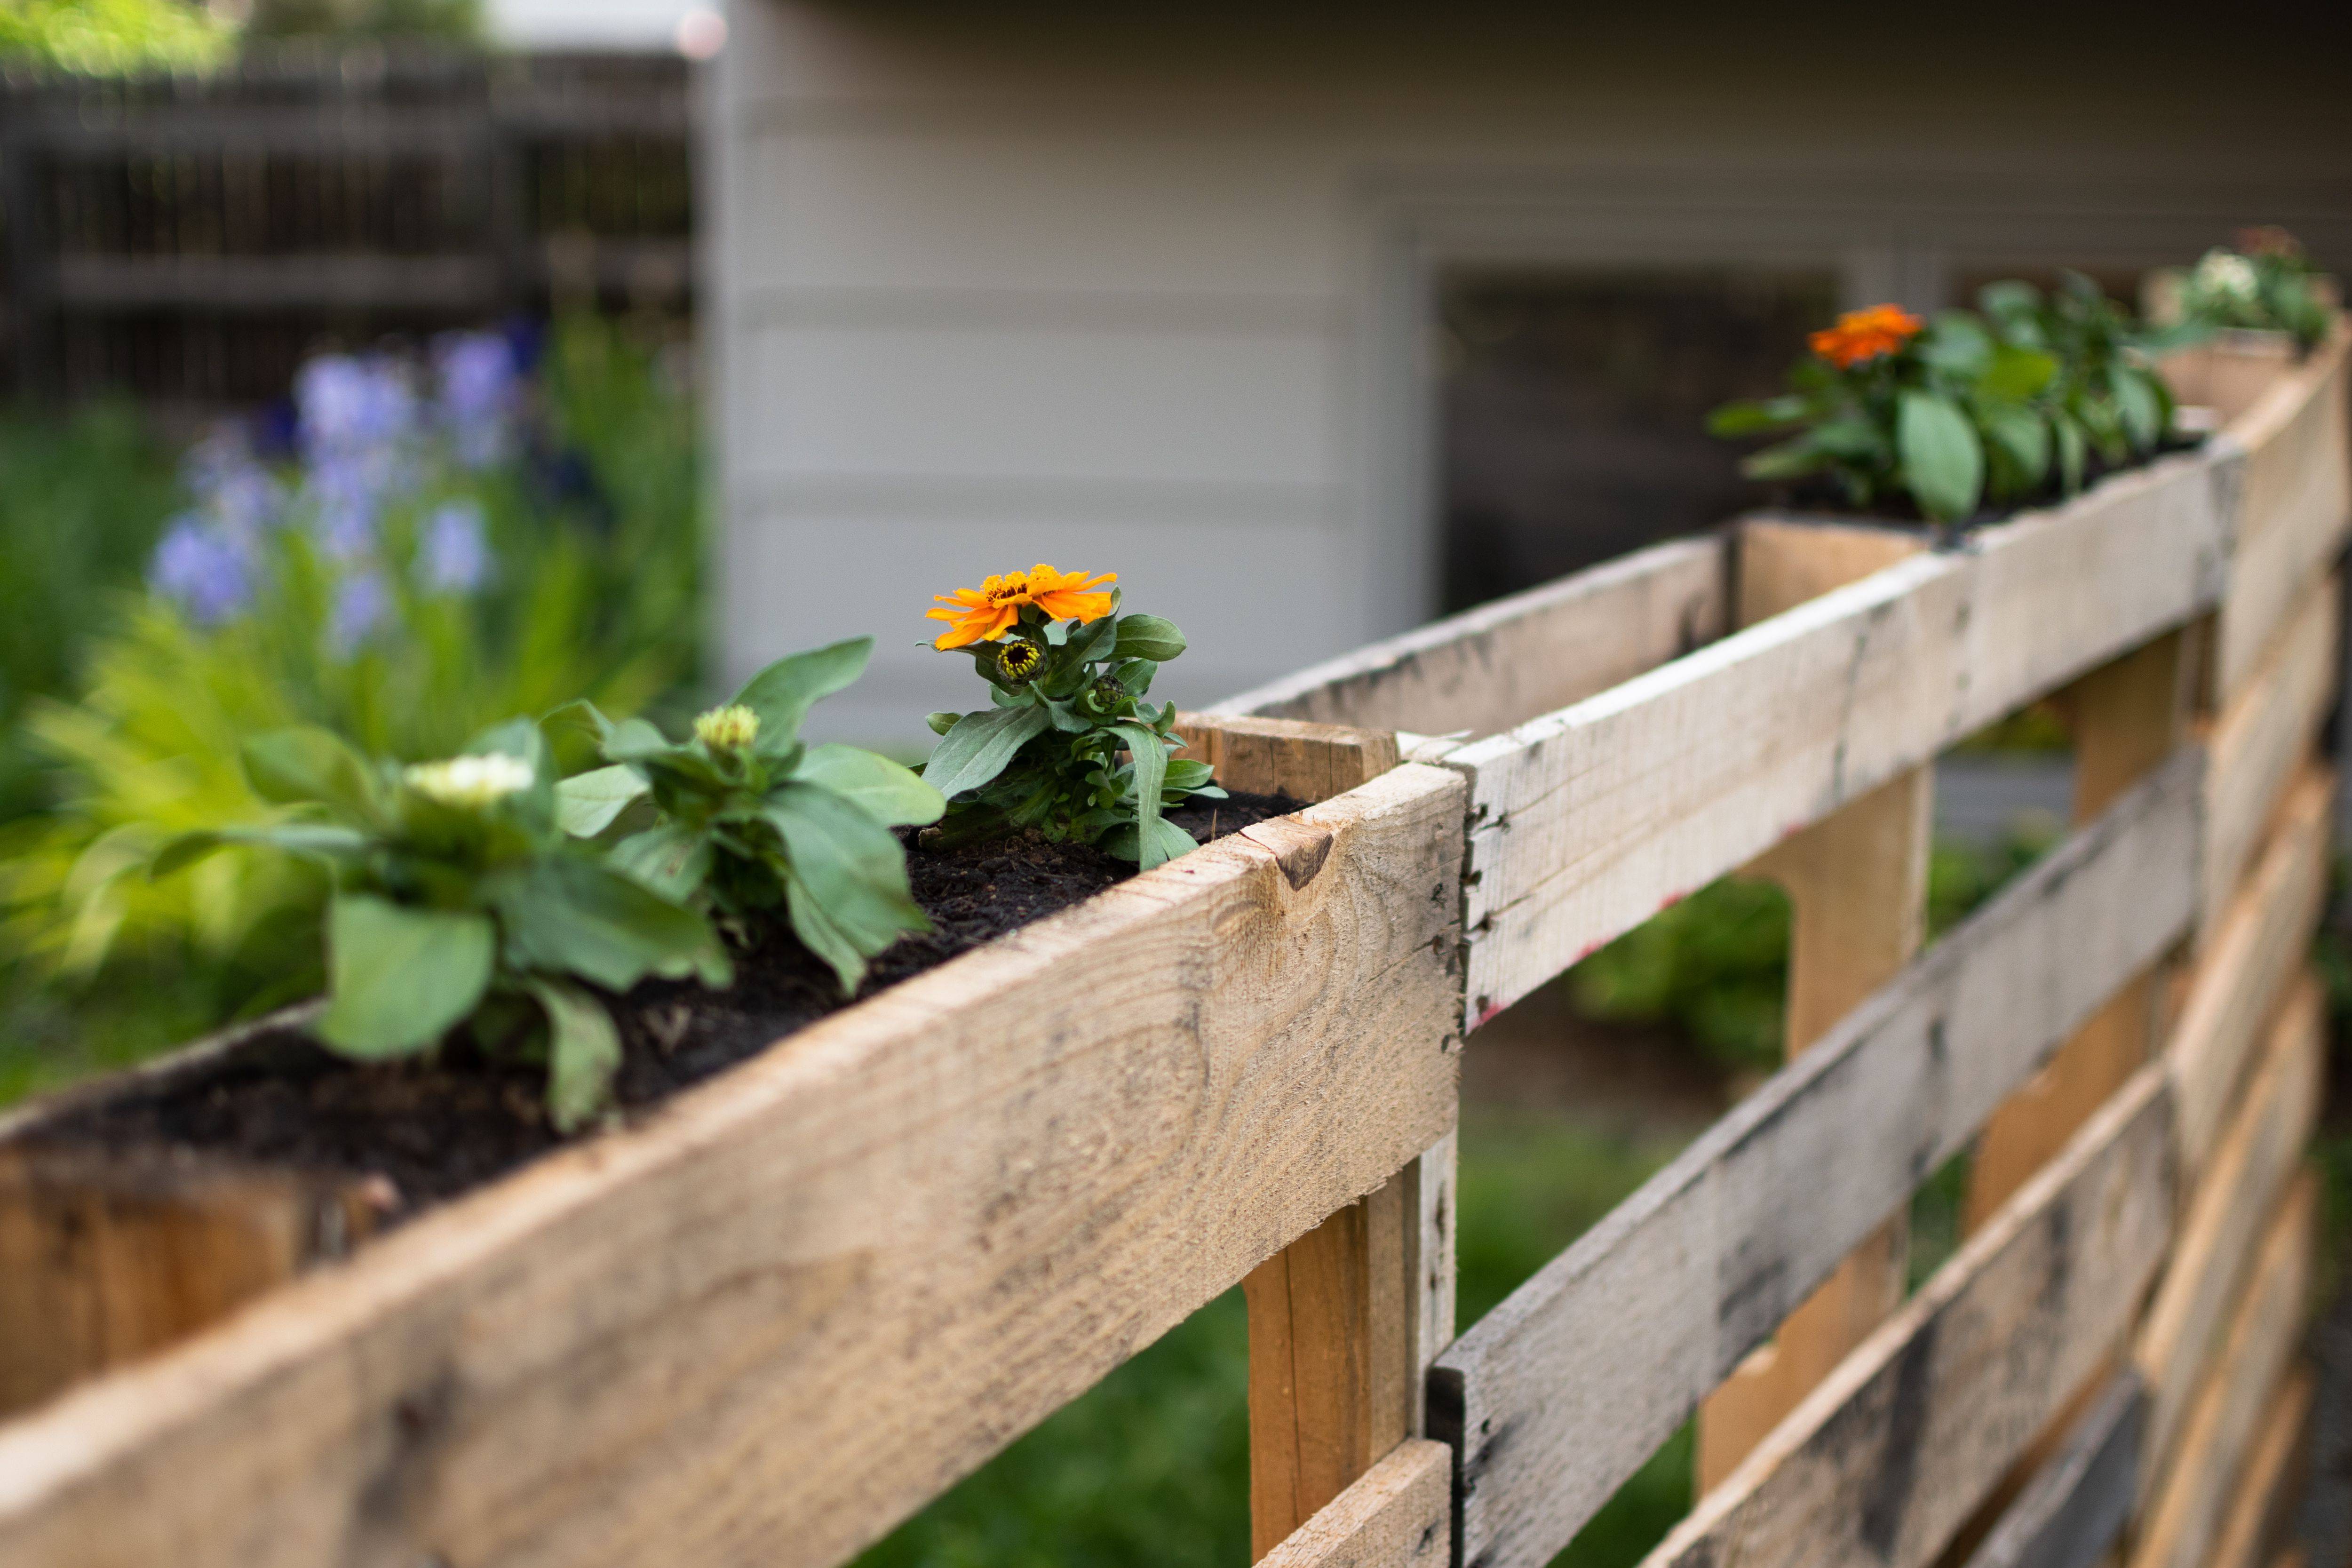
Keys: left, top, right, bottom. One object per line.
{"left": 0, "top": 715, "right": 1457, "bottom": 1568}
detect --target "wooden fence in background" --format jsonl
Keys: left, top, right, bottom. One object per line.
{"left": 0, "top": 331, "right": 2343, "bottom": 1568}
{"left": 0, "top": 48, "right": 694, "bottom": 408}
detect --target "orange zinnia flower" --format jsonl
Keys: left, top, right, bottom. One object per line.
{"left": 1808, "top": 305, "right": 1924, "bottom": 369}
{"left": 928, "top": 564, "right": 1118, "bottom": 649}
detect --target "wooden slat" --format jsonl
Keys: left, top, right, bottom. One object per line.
{"left": 2205, "top": 1367, "right": 2315, "bottom": 1568}
{"left": 1174, "top": 713, "right": 1403, "bottom": 802}
{"left": 2214, "top": 323, "right": 2352, "bottom": 706}
{"left": 2202, "top": 573, "right": 2339, "bottom": 936}
{"left": 1453, "top": 448, "right": 2225, "bottom": 1026}
{"left": 1957, "top": 1371, "right": 2145, "bottom": 1568}
{"left": 1208, "top": 536, "right": 1726, "bottom": 740}
{"left": 2136, "top": 978, "right": 2324, "bottom": 1476}
{"left": 2127, "top": 1175, "right": 2317, "bottom": 1568}
{"left": 1429, "top": 753, "right": 2198, "bottom": 1568}
{"left": 1639, "top": 1061, "right": 2177, "bottom": 1568}
{"left": 2160, "top": 334, "right": 2300, "bottom": 428}
{"left": 2168, "top": 766, "right": 2333, "bottom": 1174}
{"left": 1733, "top": 517, "right": 1925, "bottom": 629}
{"left": 1258, "top": 1439, "right": 1451, "bottom": 1568}
{"left": 0, "top": 759, "right": 1465, "bottom": 1568}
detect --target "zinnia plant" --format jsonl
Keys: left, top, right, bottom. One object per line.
{"left": 155, "top": 720, "right": 730, "bottom": 1130}
{"left": 920, "top": 565, "right": 1223, "bottom": 871}
{"left": 553, "top": 637, "right": 945, "bottom": 993}
{"left": 2175, "top": 229, "right": 2332, "bottom": 350}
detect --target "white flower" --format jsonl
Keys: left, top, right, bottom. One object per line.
{"left": 693, "top": 704, "right": 761, "bottom": 750}
{"left": 405, "top": 753, "right": 535, "bottom": 810}
{"left": 2193, "top": 250, "right": 2259, "bottom": 304}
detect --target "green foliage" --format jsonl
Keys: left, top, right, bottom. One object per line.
{"left": 162, "top": 721, "right": 726, "bottom": 1128}
{"left": 2174, "top": 231, "right": 2333, "bottom": 350}
{"left": 0, "top": 0, "right": 234, "bottom": 72}
{"left": 922, "top": 598, "right": 1222, "bottom": 872}
{"left": 1712, "top": 275, "right": 2178, "bottom": 525}
{"left": 243, "top": 0, "right": 480, "bottom": 42}
{"left": 1567, "top": 876, "right": 1792, "bottom": 1075}
{"left": 555, "top": 639, "right": 943, "bottom": 993}
{"left": 0, "top": 402, "right": 183, "bottom": 820}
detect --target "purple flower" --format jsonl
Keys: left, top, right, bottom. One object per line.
{"left": 420, "top": 500, "right": 493, "bottom": 593}
{"left": 328, "top": 570, "right": 393, "bottom": 655}
{"left": 435, "top": 333, "right": 518, "bottom": 469}
{"left": 180, "top": 424, "right": 283, "bottom": 538}
{"left": 296, "top": 355, "right": 416, "bottom": 461}
{"left": 150, "top": 515, "right": 254, "bottom": 626}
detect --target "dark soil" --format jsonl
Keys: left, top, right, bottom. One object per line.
{"left": 30, "top": 790, "right": 1303, "bottom": 1218}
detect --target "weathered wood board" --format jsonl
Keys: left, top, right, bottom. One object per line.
{"left": 2127, "top": 1174, "right": 2316, "bottom": 1568}
{"left": 1734, "top": 517, "right": 1925, "bottom": 629}
{"left": 1258, "top": 1439, "right": 1451, "bottom": 1568}
{"left": 1957, "top": 1372, "right": 2145, "bottom": 1568}
{"left": 2201, "top": 573, "right": 2339, "bottom": 935}
{"left": 2214, "top": 324, "right": 2352, "bottom": 707}
{"left": 1637, "top": 1061, "right": 2177, "bottom": 1568}
{"left": 1453, "top": 448, "right": 2224, "bottom": 1025}
{"left": 2137, "top": 978, "right": 2323, "bottom": 1477}
{"left": 2161, "top": 333, "right": 2300, "bottom": 428}
{"left": 1175, "top": 713, "right": 1404, "bottom": 802}
{"left": 2168, "top": 766, "right": 2333, "bottom": 1174}
{"left": 2204, "top": 1366, "right": 2315, "bottom": 1568}
{"left": 0, "top": 756, "right": 1465, "bottom": 1568}
{"left": 1430, "top": 753, "right": 2197, "bottom": 1568}
{"left": 1209, "top": 537, "right": 1726, "bottom": 740}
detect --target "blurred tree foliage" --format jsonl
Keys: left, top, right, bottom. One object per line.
{"left": 0, "top": 0, "right": 234, "bottom": 72}
{"left": 243, "top": 0, "right": 478, "bottom": 42}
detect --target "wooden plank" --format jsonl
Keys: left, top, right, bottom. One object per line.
{"left": 1966, "top": 629, "right": 2193, "bottom": 1232}
{"left": 1958, "top": 1371, "right": 2146, "bottom": 1568}
{"left": 2203, "top": 573, "right": 2339, "bottom": 936}
{"left": 2160, "top": 334, "right": 2300, "bottom": 428}
{"left": 2206, "top": 1367, "right": 2315, "bottom": 1568}
{"left": 1734, "top": 517, "right": 1925, "bottom": 629}
{"left": 1208, "top": 536, "right": 1726, "bottom": 741}
{"left": 1430, "top": 753, "right": 2199, "bottom": 1568}
{"left": 2168, "top": 766, "right": 2333, "bottom": 1173}
{"left": 0, "top": 760, "right": 1466, "bottom": 1568}
{"left": 1638, "top": 1061, "right": 2177, "bottom": 1568}
{"left": 2137, "top": 978, "right": 2324, "bottom": 1476}
{"left": 2127, "top": 1174, "right": 2318, "bottom": 1568}
{"left": 1175, "top": 713, "right": 1402, "bottom": 802}
{"left": 2214, "top": 324, "right": 2352, "bottom": 706}
{"left": 1454, "top": 448, "right": 2225, "bottom": 1026}
{"left": 1698, "top": 764, "right": 1930, "bottom": 1487}
{"left": 1258, "top": 1439, "right": 1450, "bottom": 1568}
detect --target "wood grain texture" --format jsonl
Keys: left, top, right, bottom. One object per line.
{"left": 2169, "top": 766, "right": 2333, "bottom": 1174}
{"left": 1639, "top": 1061, "right": 2177, "bottom": 1568}
{"left": 1453, "top": 447, "right": 2225, "bottom": 1027}
{"left": 2205, "top": 1367, "right": 2314, "bottom": 1568}
{"left": 2202, "top": 573, "right": 2339, "bottom": 936}
{"left": 1734, "top": 517, "right": 1925, "bottom": 630}
{"left": 2137, "top": 978, "right": 2323, "bottom": 1478}
{"left": 1700, "top": 764, "right": 1930, "bottom": 1488}
{"left": 1208, "top": 537, "right": 1726, "bottom": 741}
{"left": 2160, "top": 334, "right": 2300, "bottom": 428}
{"left": 1957, "top": 1371, "right": 2145, "bottom": 1568}
{"left": 0, "top": 758, "right": 1465, "bottom": 1568}
{"left": 2214, "top": 323, "right": 2352, "bottom": 707}
{"left": 1257, "top": 1439, "right": 1451, "bottom": 1568}
{"left": 1430, "top": 753, "right": 2198, "bottom": 1568}
{"left": 2127, "top": 1175, "right": 2317, "bottom": 1568}
{"left": 1175, "top": 712, "right": 1403, "bottom": 800}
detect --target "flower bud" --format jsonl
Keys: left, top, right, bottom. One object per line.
{"left": 995, "top": 641, "right": 1043, "bottom": 685}
{"left": 405, "top": 753, "right": 533, "bottom": 810}
{"left": 693, "top": 704, "right": 761, "bottom": 751}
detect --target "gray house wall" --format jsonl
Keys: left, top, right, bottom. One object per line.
{"left": 713, "top": 2, "right": 2352, "bottom": 745}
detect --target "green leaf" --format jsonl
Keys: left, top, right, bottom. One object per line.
{"left": 1981, "top": 345, "right": 2058, "bottom": 401}
{"left": 151, "top": 822, "right": 369, "bottom": 879}
{"left": 555, "top": 764, "right": 649, "bottom": 837}
{"left": 611, "top": 822, "right": 714, "bottom": 904}
{"left": 1920, "top": 312, "right": 1993, "bottom": 375}
{"left": 540, "top": 699, "right": 617, "bottom": 774}
{"left": 463, "top": 717, "right": 550, "bottom": 777}
{"left": 795, "top": 743, "right": 947, "bottom": 828}
{"left": 1706, "top": 395, "right": 1812, "bottom": 436}
{"left": 1897, "top": 390, "right": 1985, "bottom": 523}
{"left": 1109, "top": 722, "right": 1174, "bottom": 871}
{"left": 925, "top": 711, "right": 962, "bottom": 737}
{"left": 241, "top": 728, "right": 379, "bottom": 820}
{"left": 1162, "top": 758, "right": 1217, "bottom": 792}
{"left": 602, "top": 717, "right": 672, "bottom": 764}
{"left": 1111, "top": 658, "right": 1159, "bottom": 695}
{"left": 730, "top": 637, "right": 874, "bottom": 752}
{"left": 527, "top": 978, "right": 622, "bottom": 1134}
{"left": 764, "top": 782, "right": 929, "bottom": 986}
{"left": 2055, "top": 415, "right": 2088, "bottom": 494}
{"left": 1740, "top": 438, "right": 1829, "bottom": 481}
{"left": 316, "top": 895, "right": 494, "bottom": 1059}
{"left": 1977, "top": 402, "right": 2052, "bottom": 491}
{"left": 782, "top": 868, "right": 871, "bottom": 995}
{"left": 1111, "top": 615, "right": 1187, "bottom": 663}
{"left": 2112, "top": 370, "right": 2162, "bottom": 451}
{"left": 492, "top": 855, "right": 730, "bottom": 992}
{"left": 1101, "top": 816, "right": 1201, "bottom": 868}
{"left": 922, "top": 703, "right": 1051, "bottom": 798}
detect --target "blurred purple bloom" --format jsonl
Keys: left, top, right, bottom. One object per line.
{"left": 329, "top": 570, "right": 393, "bottom": 654}
{"left": 435, "top": 333, "right": 518, "bottom": 469}
{"left": 420, "top": 500, "right": 493, "bottom": 593}
{"left": 150, "top": 515, "right": 254, "bottom": 626}
{"left": 296, "top": 355, "right": 416, "bottom": 461}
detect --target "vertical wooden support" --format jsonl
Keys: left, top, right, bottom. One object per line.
{"left": 1247, "top": 1140, "right": 1454, "bottom": 1560}
{"left": 1964, "top": 629, "right": 2195, "bottom": 1231}
{"left": 1695, "top": 764, "right": 1931, "bottom": 1488}
{"left": 1697, "top": 517, "right": 1932, "bottom": 1489}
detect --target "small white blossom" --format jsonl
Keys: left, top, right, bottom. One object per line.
{"left": 2193, "top": 250, "right": 2259, "bottom": 304}
{"left": 693, "top": 704, "right": 761, "bottom": 750}
{"left": 405, "top": 753, "right": 535, "bottom": 810}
